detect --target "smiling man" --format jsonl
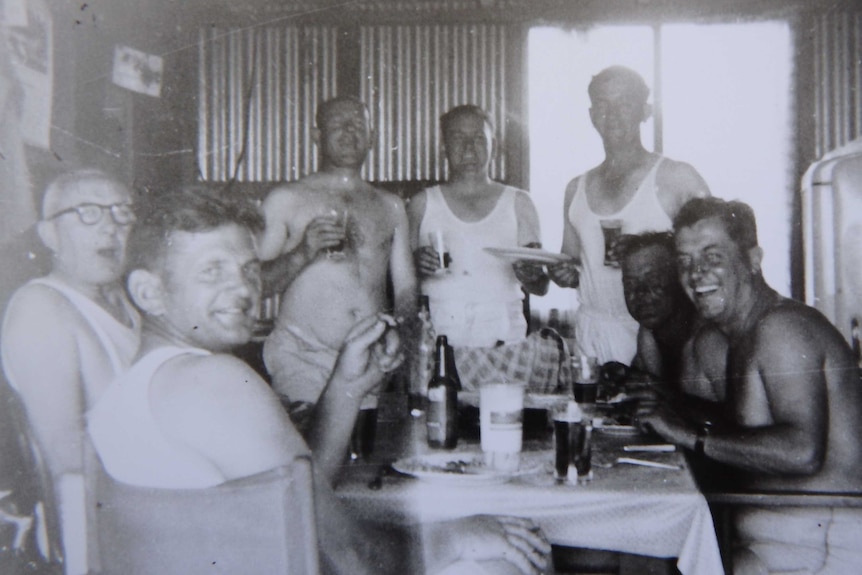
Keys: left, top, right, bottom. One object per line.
{"left": 1, "top": 169, "right": 140, "bottom": 573}
{"left": 640, "top": 197, "right": 862, "bottom": 574}
{"left": 87, "top": 186, "right": 551, "bottom": 575}
{"left": 618, "top": 232, "right": 726, "bottom": 403}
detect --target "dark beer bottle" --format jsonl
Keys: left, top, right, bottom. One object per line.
{"left": 426, "top": 335, "right": 458, "bottom": 448}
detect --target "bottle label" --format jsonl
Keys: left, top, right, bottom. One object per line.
{"left": 428, "top": 387, "right": 446, "bottom": 402}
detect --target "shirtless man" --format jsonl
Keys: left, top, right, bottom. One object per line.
{"left": 88, "top": 186, "right": 550, "bottom": 575}
{"left": 408, "top": 104, "right": 547, "bottom": 349}
{"left": 548, "top": 66, "right": 709, "bottom": 364}
{"left": 641, "top": 197, "right": 862, "bottom": 574}
{"left": 618, "top": 232, "right": 726, "bottom": 401}
{"left": 1, "top": 169, "right": 140, "bottom": 574}
{"left": 258, "top": 96, "right": 416, "bottom": 411}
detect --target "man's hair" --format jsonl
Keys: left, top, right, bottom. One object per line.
{"left": 315, "top": 96, "right": 368, "bottom": 128}
{"left": 440, "top": 104, "right": 495, "bottom": 136}
{"left": 41, "top": 168, "right": 127, "bottom": 219}
{"left": 126, "top": 185, "right": 264, "bottom": 274}
{"left": 588, "top": 66, "right": 650, "bottom": 105}
{"left": 616, "top": 231, "right": 676, "bottom": 264}
{"left": 673, "top": 197, "right": 759, "bottom": 252}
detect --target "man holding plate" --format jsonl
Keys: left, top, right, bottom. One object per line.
{"left": 408, "top": 105, "right": 567, "bottom": 392}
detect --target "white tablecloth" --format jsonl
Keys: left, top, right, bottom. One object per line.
{"left": 337, "top": 433, "right": 725, "bottom": 575}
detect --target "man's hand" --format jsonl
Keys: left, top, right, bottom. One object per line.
{"left": 512, "top": 260, "right": 548, "bottom": 294}
{"left": 414, "top": 246, "right": 447, "bottom": 278}
{"left": 447, "top": 515, "right": 552, "bottom": 575}
{"left": 636, "top": 403, "right": 696, "bottom": 450}
{"left": 301, "top": 214, "right": 347, "bottom": 261}
{"left": 547, "top": 261, "right": 580, "bottom": 289}
{"left": 331, "top": 314, "right": 404, "bottom": 401}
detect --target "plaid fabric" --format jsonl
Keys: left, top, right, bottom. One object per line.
{"left": 453, "top": 328, "right": 572, "bottom": 393}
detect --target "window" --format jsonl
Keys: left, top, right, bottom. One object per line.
{"left": 529, "top": 21, "right": 792, "bottom": 314}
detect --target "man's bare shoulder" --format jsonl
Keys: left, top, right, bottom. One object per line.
{"left": 657, "top": 158, "right": 710, "bottom": 196}
{"left": 755, "top": 298, "right": 845, "bottom": 345}
{"left": 262, "top": 180, "right": 314, "bottom": 208}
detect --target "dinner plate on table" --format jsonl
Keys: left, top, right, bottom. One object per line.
{"left": 483, "top": 246, "right": 574, "bottom": 265}
{"left": 457, "top": 391, "right": 568, "bottom": 410}
{"left": 392, "top": 452, "right": 542, "bottom": 485}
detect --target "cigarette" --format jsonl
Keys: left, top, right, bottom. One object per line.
{"left": 623, "top": 444, "right": 677, "bottom": 453}
{"left": 616, "top": 457, "right": 681, "bottom": 470}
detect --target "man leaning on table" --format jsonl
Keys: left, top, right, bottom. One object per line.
{"left": 87, "top": 186, "right": 551, "bottom": 575}
{"left": 639, "top": 197, "right": 862, "bottom": 575}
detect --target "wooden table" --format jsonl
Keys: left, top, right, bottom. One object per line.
{"left": 335, "top": 399, "right": 725, "bottom": 575}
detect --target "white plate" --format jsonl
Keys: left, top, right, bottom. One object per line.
{"left": 392, "top": 452, "right": 541, "bottom": 485}
{"left": 484, "top": 247, "right": 574, "bottom": 265}
{"left": 457, "top": 392, "right": 568, "bottom": 410}
{"left": 596, "top": 425, "right": 640, "bottom": 436}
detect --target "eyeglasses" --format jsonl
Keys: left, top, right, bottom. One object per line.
{"left": 46, "top": 203, "right": 136, "bottom": 226}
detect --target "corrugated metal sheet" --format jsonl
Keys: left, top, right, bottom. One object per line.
{"left": 197, "top": 25, "right": 338, "bottom": 181}
{"left": 360, "top": 23, "right": 510, "bottom": 182}
{"left": 813, "top": 9, "right": 862, "bottom": 157}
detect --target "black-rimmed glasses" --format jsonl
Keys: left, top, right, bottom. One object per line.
{"left": 46, "top": 203, "right": 136, "bottom": 226}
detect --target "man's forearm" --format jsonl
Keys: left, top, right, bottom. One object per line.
{"left": 261, "top": 249, "right": 311, "bottom": 297}
{"left": 305, "top": 384, "right": 362, "bottom": 485}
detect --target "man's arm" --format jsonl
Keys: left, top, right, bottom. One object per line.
{"left": 643, "top": 313, "right": 829, "bottom": 476}
{"left": 306, "top": 315, "right": 403, "bottom": 484}
{"left": 153, "top": 353, "right": 311, "bottom": 481}
{"left": 2, "top": 287, "right": 93, "bottom": 574}
{"left": 512, "top": 191, "right": 549, "bottom": 296}
{"left": 547, "top": 178, "right": 582, "bottom": 288}
{"left": 257, "top": 187, "right": 342, "bottom": 297}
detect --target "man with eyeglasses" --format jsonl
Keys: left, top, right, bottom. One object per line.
{"left": 1, "top": 168, "right": 140, "bottom": 574}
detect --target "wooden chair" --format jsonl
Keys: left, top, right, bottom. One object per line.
{"left": 93, "top": 455, "right": 320, "bottom": 575}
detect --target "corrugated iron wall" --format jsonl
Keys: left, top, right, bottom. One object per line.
{"left": 813, "top": 8, "right": 862, "bottom": 157}
{"left": 197, "top": 25, "right": 338, "bottom": 181}
{"left": 360, "top": 24, "right": 510, "bottom": 182}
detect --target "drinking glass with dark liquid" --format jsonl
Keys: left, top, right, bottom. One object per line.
{"left": 552, "top": 401, "right": 592, "bottom": 484}
{"left": 349, "top": 396, "right": 378, "bottom": 461}
{"left": 599, "top": 219, "right": 623, "bottom": 267}
{"left": 572, "top": 355, "right": 600, "bottom": 407}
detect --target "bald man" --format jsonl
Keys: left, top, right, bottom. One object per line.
{"left": 1, "top": 169, "right": 140, "bottom": 574}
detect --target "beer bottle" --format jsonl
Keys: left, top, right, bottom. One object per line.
{"left": 427, "top": 335, "right": 458, "bottom": 449}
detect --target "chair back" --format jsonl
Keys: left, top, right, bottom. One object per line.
{"left": 94, "top": 456, "right": 320, "bottom": 575}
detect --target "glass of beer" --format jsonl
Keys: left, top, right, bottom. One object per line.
{"left": 326, "top": 208, "right": 349, "bottom": 259}
{"left": 599, "top": 219, "right": 623, "bottom": 267}
{"left": 572, "top": 355, "right": 599, "bottom": 409}
{"left": 552, "top": 400, "right": 593, "bottom": 484}
{"left": 427, "top": 230, "right": 451, "bottom": 273}
{"left": 349, "top": 394, "right": 378, "bottom": 462}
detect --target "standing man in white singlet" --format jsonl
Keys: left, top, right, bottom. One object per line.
{"left": 548, "top": 66, "right": 710, "bottom": 364}
{"left": 408, "top": 104, "right": 547, "bottom": 349}
{"left": 1, "top": 169, "right": 140, "bottom": 574}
